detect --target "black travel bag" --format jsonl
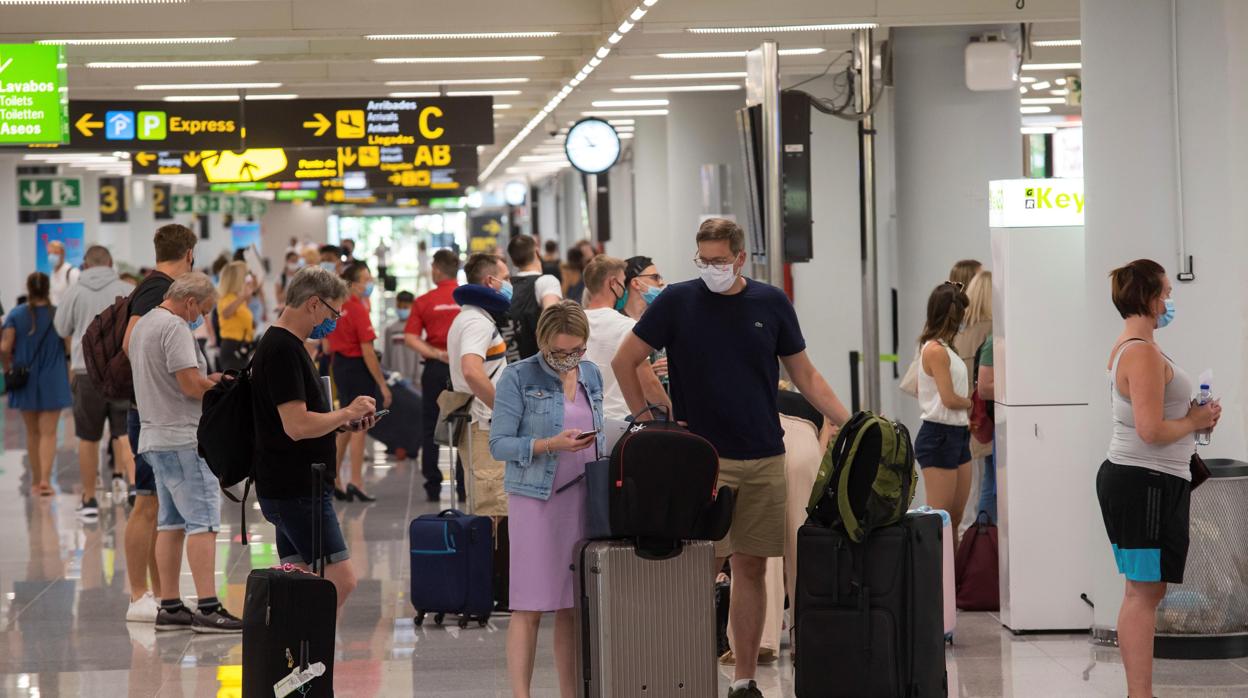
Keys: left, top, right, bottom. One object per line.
{"left": 794, "top": 511, "right": 947, "bottom": 698}
{"left": 242, "top": 463, "right": 337, "bottom": 697}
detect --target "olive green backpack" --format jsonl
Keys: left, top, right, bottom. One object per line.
{"left": 806, "top": 411, "right": 917, "bottom": 542}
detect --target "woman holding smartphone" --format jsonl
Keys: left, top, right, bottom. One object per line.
{"left": 490, "top": 300, "right": 606, "bottom": 698}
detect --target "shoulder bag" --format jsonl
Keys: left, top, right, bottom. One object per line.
{"left": 5, "top": 308, "right": 56, "bottom": 393}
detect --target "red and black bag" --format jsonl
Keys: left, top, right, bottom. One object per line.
{"left": 569, "top": 404, "right": 734, "bottom": 551}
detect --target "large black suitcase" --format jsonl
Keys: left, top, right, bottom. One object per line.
{"left": 368, "top": 379, "right": 422, "bottom": 459}
{"left": 243, "top": 464, "right": 337, "bottom": 697}
{"left": 794, "top": 512, "right": 947, "bottom": 698}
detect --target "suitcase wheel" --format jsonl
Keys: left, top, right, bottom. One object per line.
{"left": 434, "top": 612, "right": 445, "bottom": 626}
{"left": 458, "top": 616, "right": 469, "bottom": 629}
{"left": 414, "top": 611, "right": 426, "bottom": 627}
{"left": 945, "top": 632, "right": 954, "bottom": 644}
{"left": 478, "top": 617, "right": 488, "bottom": 628}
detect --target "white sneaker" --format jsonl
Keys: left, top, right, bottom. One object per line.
{"left": 126, "top": 592, "right": 159, "bottom": 623}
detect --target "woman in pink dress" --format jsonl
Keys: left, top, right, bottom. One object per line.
{"left": 489, "top": 301, "right": 606, "bottom": 698}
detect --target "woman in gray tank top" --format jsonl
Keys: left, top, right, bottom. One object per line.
{"left": 1096, "top": 260, "right": 1220, "bottom": 698}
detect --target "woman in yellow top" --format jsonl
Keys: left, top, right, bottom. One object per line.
{"left": 217, "top": 260, "right": 255, "bottom": 371}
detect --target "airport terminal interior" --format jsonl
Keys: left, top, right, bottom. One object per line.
{"left": 2, "top": 0, "right": 1248, "bottom": 696}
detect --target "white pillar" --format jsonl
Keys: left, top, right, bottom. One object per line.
{"left": 1082, "top": 0, "right": 1248, "bottom": 634}
{"left": 892, "top": 26, "right": 1022, "bottom": 427}
{"left": 0, "top": 154, "right": 24, "bottom": 306}
{"left": 628, "top": 115, "right": 670, "bottom": 270}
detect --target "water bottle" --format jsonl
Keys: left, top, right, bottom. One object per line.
{"left": 1195, "top": 383, "right": 1213, "bottom": 446}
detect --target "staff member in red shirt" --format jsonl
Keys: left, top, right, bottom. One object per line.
{"left": 405, "top": 249, "right": 465, "bottom": 502}
{"left": 327, "top": 261, "right": 391, "bottom": 502}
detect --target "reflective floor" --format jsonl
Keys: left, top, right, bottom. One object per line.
{"left": 0, "top": 408, "right": 1245, "bottom": 697}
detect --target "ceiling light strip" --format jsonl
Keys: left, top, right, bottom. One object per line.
{"left": 480, "top": 0, "right": 660, "bottom": 181}
{"left": 385, "top": 77, "right": 530, "bottom": 86}
{"left": 374, "top": 55, "right": 543, "bottom": 64}
{"left": 365, "top": 31, "right": 559, "bottom": 40}
{"left": 1032, "top": 39, "right": 1081, "bottom": 47}
{"left": 39, "top": 36, "right": 233, "bottom": 45}
{"left": 135, "top": 82, "right": 280, "bottom": 90}
{"left": 686, "top": 22, "right": 877, "bottom": 34}
{"left": 611, "top": 84, "right": 741, "bottom": 93}
{"left": 657, "top": 48, "right": 825, "bottom": 59}
{"left": 87, "top": 59, "right": 259, "bottom": 68}
{"left": 582, "top": 109, "right": 669, "bottom": 117}
{"left": 1021, "top": 62, "right": 1082, "bottom": 71}
{"left": 162, "top": 94, "right": 298, "bottom": 102}
{"left": 631, "top": 71, "right": 748, "bottom": 80}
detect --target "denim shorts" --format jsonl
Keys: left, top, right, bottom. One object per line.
{"left": 146, "top": 449, "right": 221, "bottom": 534}
{"left": 127, "top": 408, "right": 156, "bottom": 495}
{"left": 914, "top": 421, "right": 972, "bottom": 470}
{"left": 258, "top": 492, "right": 350, "bottom": 567}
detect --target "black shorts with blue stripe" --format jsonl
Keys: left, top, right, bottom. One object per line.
{"left": 1096, "top": 460, "right": 1190, "bottom": 584}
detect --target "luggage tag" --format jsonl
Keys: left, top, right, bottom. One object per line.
{"left": 273, "top": 661, "right": 325, "bottom": 697}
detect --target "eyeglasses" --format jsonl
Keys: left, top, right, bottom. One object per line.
{"left": 942, "top": 281, "right": 965, "bottom": 292}
{"left": 317, "top": 296, "right": 342, "bottom": 319}
{"left": 693, "top": 254, "right": 736, "bottom": 269}
{"left": 635, "top": 273, "right": 664, "bottom": 284}
{"left": 548, "top": 347, "right": 587, "bottom": 360}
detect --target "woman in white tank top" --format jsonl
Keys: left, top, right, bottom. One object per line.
{"left": 1095, "top": 260, "right": 1220, "bottom": 698}
{"left": 912, "top": 282, "right": 974, "bottom": 550}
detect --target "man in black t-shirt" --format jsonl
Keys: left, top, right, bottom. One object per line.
{"left": 613, "top": 219, "right": 851, "bottom": 698}
{"left": 250, "top": 266, "right": 377, "bottom": 608}
{"left": 119, "top": 223, "right": 197, "bottom": 625}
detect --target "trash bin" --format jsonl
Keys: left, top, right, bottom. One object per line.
{"left": 1154, "top": 459, "right": 1248, "bottom": 659}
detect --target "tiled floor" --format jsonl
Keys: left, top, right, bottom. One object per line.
{"left": 0, "top": 408, "right": 1246, "bottom": 697}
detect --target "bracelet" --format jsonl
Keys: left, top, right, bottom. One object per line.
{"left": 544, "top": 439, "right": 553, "bottom": 456}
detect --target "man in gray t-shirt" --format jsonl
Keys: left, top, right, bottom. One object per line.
{"left": 128, "top": 273, "right": 241, "bottom": 634}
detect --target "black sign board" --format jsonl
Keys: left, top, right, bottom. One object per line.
{"left": 245, "top": 97, "right": 494, "bottom": 148}
{"left": 69, "top": 100, "right": 242, "bottom": 152}
{"left": 151, "top": 183, "right": 172, "bottom": 220}
{"left": 131, "top": 145, "right": 478, "bottom": 186}
{"left": 98, "top": 176, "right": 128, "bottom": 223}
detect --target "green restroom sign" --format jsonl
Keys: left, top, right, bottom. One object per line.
{"left": 0, "top": 44, "right": 68, "bottom": 144}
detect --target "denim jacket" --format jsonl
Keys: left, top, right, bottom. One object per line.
{"left": 489, "top": 353, "right": 606, "bottom": 500}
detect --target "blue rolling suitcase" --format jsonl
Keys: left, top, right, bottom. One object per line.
{"left": 409, "top": 509, "right": 494, "bottom": 628}
{"left": 369, "top": 379, "right": 422, "bottom": 459}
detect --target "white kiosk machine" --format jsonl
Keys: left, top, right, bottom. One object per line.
{"left": 989, "top": 178, "right": 1093, "bottom": 632}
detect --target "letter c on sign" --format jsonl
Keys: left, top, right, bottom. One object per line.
{"left": 419, "top": 106, "right": 444, "bottom": 140}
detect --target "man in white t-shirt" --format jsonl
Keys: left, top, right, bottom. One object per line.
{"left": 581, "top": 255, "right": 670, "bottom": 421}
{"left": 48, "top": 240, "right": 80, "bottom": 307}
{"left": 447, "top": 253, "right": 513, "bottom": 516}
{"left": 505, "top": 234, "right": 562, "bottom": 360}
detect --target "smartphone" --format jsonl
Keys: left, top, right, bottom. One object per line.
{"left": 575, "top": 429, "right": 599, "bottom": 440}
{"left": 349, "top": 410, "right": 390, "bottom": 430}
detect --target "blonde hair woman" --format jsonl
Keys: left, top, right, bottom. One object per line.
{"left": 956, "top": 270, "right": 996, "bottom": 522}
{"left": 216, "top": 260, "right": 255, "bottom": 371}
{"left": 490, "top": 300, "right": 606, "bottom": 698}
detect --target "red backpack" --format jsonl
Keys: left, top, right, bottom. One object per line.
{"left": 81, "top": 271, "right": 170, "bottom": 402}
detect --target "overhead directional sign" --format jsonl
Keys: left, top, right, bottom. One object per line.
{"left": 0, "top": 44, "right": 68, "bottom": 145}
{"left": 69, "top": 100, "right": 241, "bottom": 151}
{"left": 18, "top": 177, "right": 80, "bottom": 209}
{"left": 130, "top": 145, "right": 478, "bottom": 185}
{"left": 98, "top": 176, "right": 127, "bottom": 222}
{"left": 245, "top": 97, "right": 494, "bottom": 148}
{"left": 172, "top": 192, "right": 267, "bottom": 217}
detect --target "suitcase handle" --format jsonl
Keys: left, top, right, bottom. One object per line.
{"left": 311, "top": 463, "right": 326, "bottom": 578}
{"left": 437, "top": 509, "right": 466, "bottom": 518}
{"left": 627, "top": 403, "right": 670, "bottom": 423}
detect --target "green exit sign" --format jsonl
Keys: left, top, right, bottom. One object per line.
{"left": 0, "top": 44, "right": 68, "bottom": 144}
{"left": 17, "top": 177, "right": 80, "bottom": 208}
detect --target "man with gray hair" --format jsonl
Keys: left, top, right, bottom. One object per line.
{"left": 130, "top": 272, "right": 240, "bottom": 633}
{"left": 54, "top": 244, "right": 136, "bottom": 524}
{"left": 250, "top": 266, "right": 377, "bottom": 608}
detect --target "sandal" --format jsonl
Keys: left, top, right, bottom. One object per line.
{"left": 38, "top": 484, "right": 54, "bottom": 497}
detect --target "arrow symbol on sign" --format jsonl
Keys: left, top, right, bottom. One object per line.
{"left": 0, "top": 57, "right": 13, "bottom": 76}
{"left": 75, "top": 112, "right": 104, "bottom": 138}
{"left": 338, "top": 148, "right": 358, "bottom": 168}
{"left": 303, "top": 113, "right": 331, "bottom": 137}
{"left": 22, "top": 181, "right": 44, "bottom": 206}
{"left": 183, "top": 152, "right": 203, "bottom": 168}
{"left": 239, "top": 161, "right": 259, "bottom": 181}
{"left": 388, "top": 173, "right": 402, "bottom": 186}
{"left": 135, "top": 152, "right": 156, "bottom": 167}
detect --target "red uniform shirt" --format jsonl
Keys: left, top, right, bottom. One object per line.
{"left": 325, "top": 294, "right": 376, "bottom": 358}
{"left": 405, "top": 279, "right": 461, "bottom": 352}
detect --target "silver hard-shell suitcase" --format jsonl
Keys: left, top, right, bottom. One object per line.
{"left": 573, "top": 539, "right": 716, "bottom": 697}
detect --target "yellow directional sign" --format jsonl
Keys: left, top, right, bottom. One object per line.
{"left": 183, "top": 152, "right": 203, "bottom": 167}
{"left": 302, "top": 113, "right": 331, "bottom": 137}
{"left": 482, "top": 218, "right": 502, "bottom": 235}
{"left": 134, "top": 152, "right": 156, "bottom": 167}
{"left": 335, "top": 110, "right": 366, "bottom": 139}
{"left": 199, "top": 149, "right": 288, "bottom": 183}
{"left": 75, "top": 112, "right": 104, "bottom": 138}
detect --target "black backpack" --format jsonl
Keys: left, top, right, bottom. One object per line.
{"left": 507, "top": 275, "right": 542, "bottom": 360}
{"left": 198, "top": 364, "right": 257, "bottom": 542}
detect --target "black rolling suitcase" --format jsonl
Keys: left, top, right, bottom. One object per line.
{"left": 243, "top": 463, "right": 337, "bottom": 697}
{"left": 369, "top": 378, "right": 422, "bottom": 459}
{"left": 794, "top": 512, "right": 947, "bottom": 698}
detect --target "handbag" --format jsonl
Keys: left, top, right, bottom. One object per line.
{"left": 898, "top": 345, "right": 920, "bottom": 398}
{"left": 1190, "top": 453, "right": 1211, "bottom": 490}
{"left": 433, "top": 361, "right": 504, "bottom": 447}
{"left": 5, "top": 308, "right": 56, "bottom": 393}
{"left": 955, "top": 511, "right": 1000, "bottom": 611}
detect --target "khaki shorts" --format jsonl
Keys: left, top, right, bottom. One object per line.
{"left": 460, "top": 422, "right": 508, "bottom": 517}
{"left": 715, "top": 454, "right": 787, "bottom": 559}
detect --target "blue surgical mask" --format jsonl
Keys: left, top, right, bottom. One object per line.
{"left": 310, "top": 317, "right": 337, "bottom": 340}
{"left": 614, "top": 289, "right": 629, "bottom": 312}
{"left": 1156, "top": 298, "right": 1176, "bottom": 329}
{"left": 498, "top": 280, "right": 513, "bottom": 302}
{"left": 187, "top": 314, "right": 204, "bottom": 331}
{"left": 48, "top": 253, "right": 62, "bottom": 268}
{"left": 320, "top": 262, "right": 337, "bottom": 273}
{"left": 642, "top": 285, "right": 664, "bottom": 305}
{"left": 363, "top": 282, "right": 375, "bottom": 298}
{"left": 397, "top": 308, "right": 411, "bottom": 321}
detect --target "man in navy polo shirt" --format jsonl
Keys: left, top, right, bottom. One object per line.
{"left": 613, "top": 218, "right": 850, "bottom": 698}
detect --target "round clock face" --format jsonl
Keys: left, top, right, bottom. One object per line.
{"left": 504, "top": 181, "right": 527, "bottom": 206}
{"left": 564, "top": 118, "right": 621, "bottom": 174}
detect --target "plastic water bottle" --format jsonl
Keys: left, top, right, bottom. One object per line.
{"left": 1195, "top": 380, "right": 1213, "bottom": 446}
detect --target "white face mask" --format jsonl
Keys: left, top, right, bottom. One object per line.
{"left": 700, "top": 263, "right": 738, "bottom": 294}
